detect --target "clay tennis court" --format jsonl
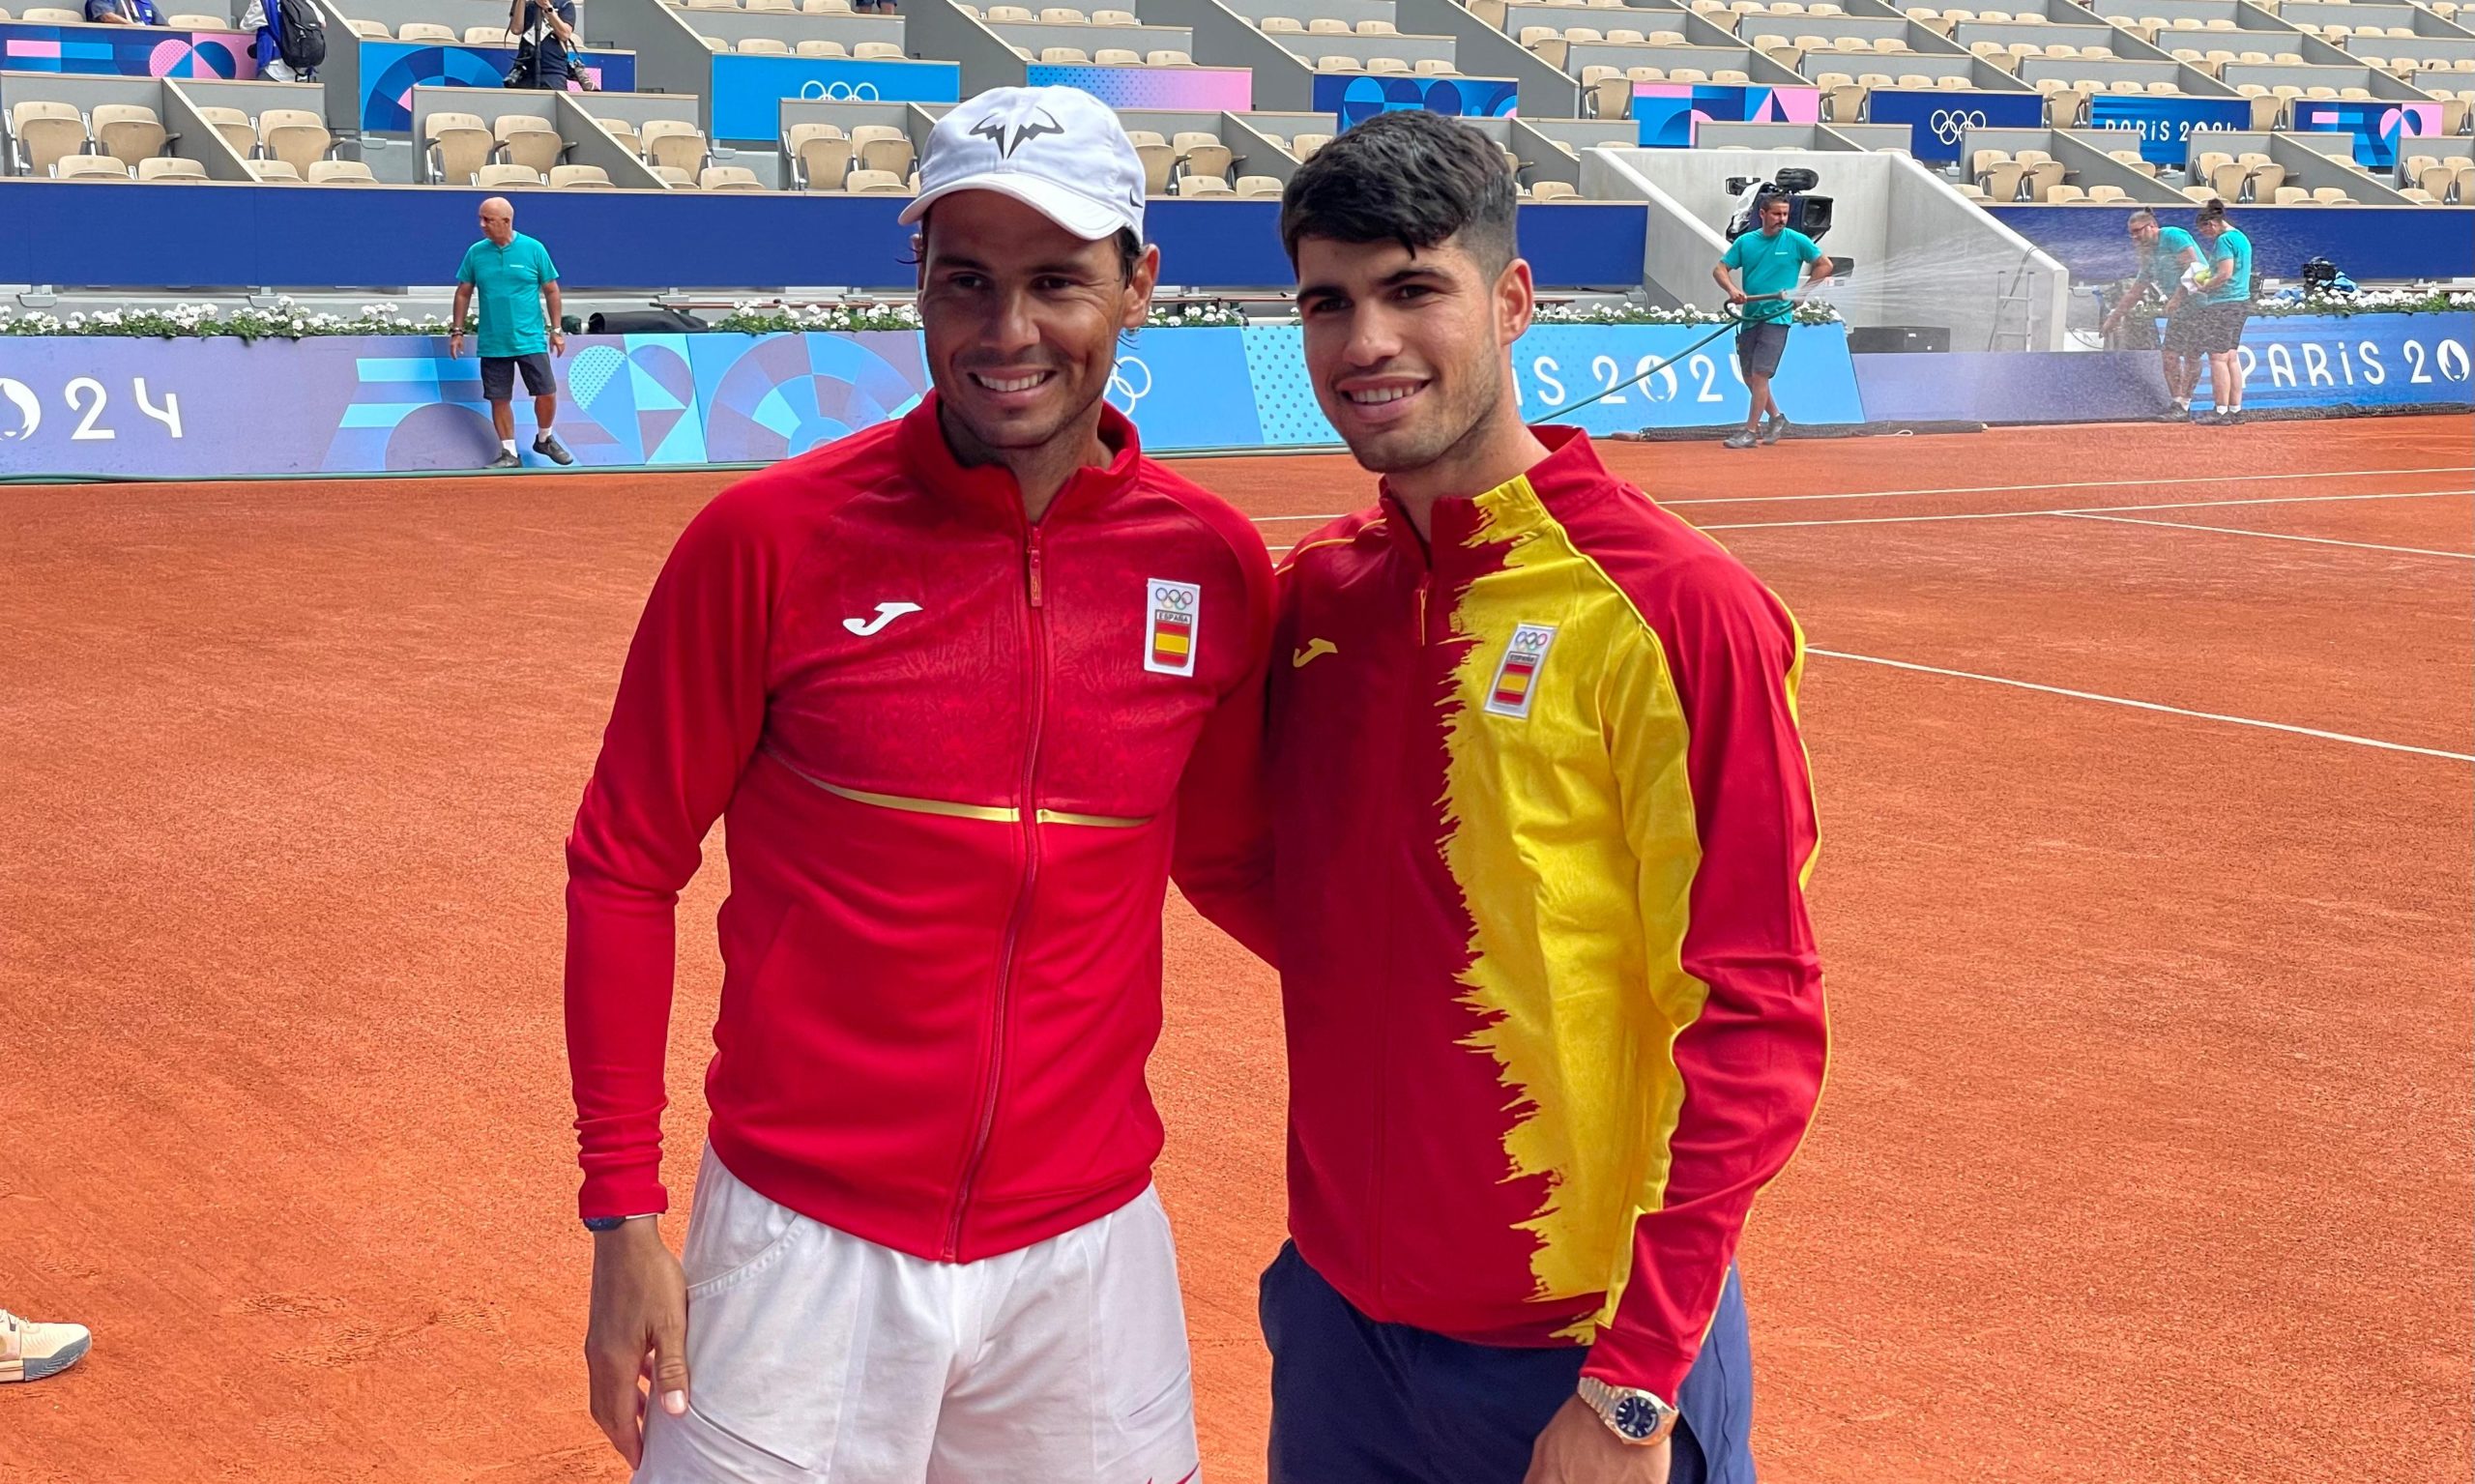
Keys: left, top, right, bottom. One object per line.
{"left": 5, "top": 414, "right": 2468, "bottom": 1483}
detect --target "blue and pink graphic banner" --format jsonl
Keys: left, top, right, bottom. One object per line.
{"left": 0, "top": 20, "right": 256, "bottom": 77}
{"left": 2085, "top": 91, "right": 2250, "bottom": 165}
{"left": 1313, "top": 73, "right": 1520, "bottom": 127}
{"left": 1630, "top": 82, "right": 1819, "bottom": 147}
{"left": 711, "top": 54, "right": 961, "bottom": 140}
{"left": 356, "top": 41, "right": 636, "bottom": 131}
{"left": 1858, "top": 87, "right": 2044, "bottom": 162}
{"left": 1028, "top": 62, "right": 1251, "bottom": 111}
{"left": 0, "top": 323, "right": 1871, "bottom": 478}
{"left": 2287, "top": 99, "right": 2443, "bottom": 168}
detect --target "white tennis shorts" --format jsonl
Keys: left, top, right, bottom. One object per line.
{"left": 635, "top": 1149, "right": 1201, "bottom": 1484}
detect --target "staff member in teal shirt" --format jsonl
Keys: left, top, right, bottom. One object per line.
{"left": 2103, "top": 209, "right": 2204, "bottom": 419}
{"left": 450, "top": 196, "right": 574, "bottom": 468}
{"left": 1711, "top": 192, "right": 1833, "bottom": 450}
{"left": 2184, "top": 198, "right": 2253, "bottom": 425}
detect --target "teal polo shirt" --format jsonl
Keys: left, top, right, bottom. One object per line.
{"left": 1723, "top": 226, "right": 1821, "bottom": 323}
{"left": 455, "top": 231, "right": 559, "bottom": 358}
{"left": 2204, "top": 227, "right": 2252, "bottom": 305}
{"left": 2148, "top": 225, "right": 2198, "bottom": 298}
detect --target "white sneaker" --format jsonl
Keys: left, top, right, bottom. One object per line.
{"left": 0, "top": 1309, "right": 91, "bottom": 1383}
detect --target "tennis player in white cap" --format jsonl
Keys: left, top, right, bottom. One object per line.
{"left": 584, "top": 83, "right": 1272, "bottom": 1484}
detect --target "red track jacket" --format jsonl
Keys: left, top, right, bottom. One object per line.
{"left": 1248, "top": 427, "right": 1827, "bottom": 1402}
{"left": 564, "top": 395, "right": 1276, "bottom": 1262}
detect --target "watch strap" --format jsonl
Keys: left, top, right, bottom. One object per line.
{"left": 1577, "top": 1375, "right": 1677, "bottom": 1446}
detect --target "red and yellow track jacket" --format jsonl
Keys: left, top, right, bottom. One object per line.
{"left": 1263, "top": 426, "right": 1825, "bottom": 1401}
{"left": 564, "top": 396, "right": 1276, "bottom": 1262}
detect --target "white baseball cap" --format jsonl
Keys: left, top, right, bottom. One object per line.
{"left": 899, "top": 85, "right": 1146, "bottom": 243}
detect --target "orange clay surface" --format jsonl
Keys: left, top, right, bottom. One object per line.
{"left": 4, "top": 416, "right": 2469, "bottom": 1484}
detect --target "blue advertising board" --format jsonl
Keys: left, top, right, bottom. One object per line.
{"left": 2287, "top": 99, "right": 2445, "bottom": 168}
{"left": 1311, "top": 73, "right": 1520, "bottom": 127}
{"left": 1106, "top": 328, "right": 1264, "bottom": 450}
{"left": 2213, "top": 310, "right": 2475, "bottom": 412}
{"left": 1630, "top": 82, "right": 1820, "bottom": 146}
{"left": 1862, "top": 87, "right": 2046, "bottom": 163}
{"left": 2085, "top": 92, "right": 2251, "bottom": 166}
{"left": 1511, "top": 323, "right": 1864, "bottom": 433}
{"left": 0, "top": 19, "right": 257, "bottom": 76}
{"left": 356, "top": 42, "right": 636, "bottom": 131}
{"left": 710, "top": 54, "right": 962, "bottom": 140}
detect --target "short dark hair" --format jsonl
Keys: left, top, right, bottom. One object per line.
{"left": 1278, "top": 111, "right": 1518, "bottom": 272}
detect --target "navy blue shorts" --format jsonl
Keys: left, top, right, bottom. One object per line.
{"left": 1736, "top": 319, "right": 1790, "bottom": 379}
{"left": 1262, "top": 1243, "right": 1758, "bottom": 1484}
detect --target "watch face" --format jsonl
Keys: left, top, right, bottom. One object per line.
{"left": 1613, "top": 1394, "right": 1661, "bottom": 1440}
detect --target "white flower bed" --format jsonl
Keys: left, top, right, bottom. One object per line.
{"left": 713, "top": 298, "right": 1250, "bottom": 333}
{"left": 1533, "top": 300, "right": 1844, "bottom": 327}
{"left": 2253, "top": 286, "right": 2475, "bottom": 319}
{"left": 0, "top": 296, "right": 449, "bottom": 340}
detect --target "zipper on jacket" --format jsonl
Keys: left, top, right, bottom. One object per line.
{"left": 1366, "top": 570, "right": 1433, "bottom": 1305}
{"left": 945, "top": 528, "right": 1049, "bottom": 1259}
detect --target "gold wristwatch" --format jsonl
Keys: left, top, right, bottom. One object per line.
{"left": 1577, "top": 1375, "right": 1677, "bottom": 1446}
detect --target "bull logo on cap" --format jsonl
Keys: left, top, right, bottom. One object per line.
{"left": 970, "top": 108, "right": 1066, "bottom": 159}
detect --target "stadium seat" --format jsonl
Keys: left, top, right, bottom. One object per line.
{"left": 2402, "top": 186, "right": 2437, "bottom": 202}
{"left": 641, "top": 119, "right": 711, "bottom": 175}
{"left": 1307, "top": 15, "right": 1350, "bottom": 32}
{"left": 699, "top": 164, "right": 765, "bottom": 190}
{"left": 1178, "top": 175, "right": 1235, "bottom": 195}
{"left": 1174, "top": 131, "right": 1233, "bottom": 187}
{"left": 2045, "top": 183, "right": 2087, "bottom": 202}
{"left": 497, "top": 116, "right": 565, "bottom": 173}
{"left": 1094, "top": 45, "right": 1140, "bottom": 63}
{"left": 2271, "top": 185, "right": 2306, "bottom": 204}
{"left": 257, "top": 107, "right": 331, "bottom": 172}
{"left": 2084, "top": 183, "right": 2128, "bottom": 203}
{"left": 652, "top": 163, "right": 696, "bottom": 188}
{"left": 2309, "top": 186, "right": 2351, "bottom": 203}
{"left": 1357, "top": 17, "right": 1397, "bottom": 33}
{"left": 698, "top": 35, "right": 727, "bottom": 51}
{"left": 854, "top": 40, "right": 905, "bottom": 57}
{"left": 1038, "top": 6, "right": 1088, "bottom": 20}
{"left": 1235, "top": 173, "right": 1281, "bottom": 196}
{"left": 56, "top": 154, "right": 130, "bottom": 180}
{"left": 1529, "top": 180, "right": 1579, "bottom": 200}
{"left": 802, "top": 0, "right": 854, "bottom": 10}
{"left": 548, "top": 163, "right": 613, "bottom": 189}
{"left": 738, "top": 36, "right": 792, "bottom": 52}
{"left": 1146, "top": 48, "right": 1191, "bottom": 65}
{"left": 850, "top": 125, "right": 914, "bottom": 176}
{"left": 796, "top": 39, "right": 849, "bottom": 55}
{"left": 794, "top": 132, "right": 854, "bottom": 189}
{"left": 1414, "top": 57, "right": 1455, "bottom": 73}
{"left": 1590, "top": 73, "right": 1633, "bottom": 116}
{"left": 398, "top": 20, "right": 455, "bottom": 40}
{"left": 1092, "top": 8, "right": 1135, "bottom": 21}
{"left": 1260, "top": 15, "right": 1303, "bottom": 30}
{"left": 165, "top": 10, "right": 224, "bottom": 22}
{"left": 1038, "top": 45, "right": 1090, "bottom": 61}
{"left": 2412, "top": 160, "right": 2454, "bottom": 198}
{"left": 986, "top": 3, "right": 1033, "bottom": 16}
{"left": 1367, "top": 55, "right": 1412, "bottom": 73}
{"left": 22, "top": 6, "right": 84, "bottom": 17}
{"left": 93, "top": 103, "right": 166, "bottom": 168}
{"left": 248, "top": 159, "right": 302, "bottom": 182}
{"left": 1293, "top": 131, "right": 1332, "bottom": 158}
{"left": 746, "top": 0, "right": 796, "bottom": 11}
{"left": 845, "top": 167, "right": 910, "bottom": 193}
{"left": 136, "top": 154, "right": 210, "bottom": 181}
{"left": 1318, "top": 54, "right": 1363, "bottom": 70}
{"left": 464, "top": 25, "right": 511, "bottom": 43}
{"left": 348, "top": 18, "right": 390, "bottom": 36}
{"left": 307, "top": 160, "right": 379, "bottom": 184}
{"left": 477, "top": 162, "right": 542, "bottom": 188}
{"left": 426, "top": 112, "right": 494, "bottom": 184}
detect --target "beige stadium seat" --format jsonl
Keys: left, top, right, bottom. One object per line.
{"left": 1261, "top": 15, "right": 1303, "bottom": 31}
{"left": 1133, "top": 140, "right": 1176, "bottom": 192}
{"left": 1529, "top": 179, "right": 1579, "bottom": 200}
{"left": 165, "top": 10, "right": 224, "bottom": 23}
{"left": 737, "top": 36, "right": 791, "bottom": 52}
{"left": 698, "top": 35, "right": 726, "bottom": 50}
{"left": 699, "top": 164, "right": 764, "bottom": 190}
{"left": 463, "top": 24, "right": 510, "bottom": 43}
{"left": 57, "top": 153, "right": 131, "bottom": 179}
{"left": 1318, "top": 54, "right": 1364, "bottom": 70}
{"left": 597, "top": 119, "right": 640, "bottom": 150}
{"left": 477, "top": 161, "right": 541, "bottom": 188}
{"left": 986, "top": 3, "right": 1033, "bottom": 15}
{"left": 2045, "top": 182, "right": 2088, "bottom": 202}
{"left": 398, "top": 20, "right": 455, "bottom": 40}
{"left": 21, "top": 4, "right": 81, "bottom": 15}
{"left": 851, "top": 124, "right": 913, "bottom": 175}
{"left": 135, "top": 155, "right": 207, "bottom": 180}
{"left": 1896, "top": 71, "right": 1935, "bottom": 86}
{"left": 795, "top": 132, "right": 854, "bottom": 189}
{"left": 1039, "top": 44, "right": 1092, "bottom": 61}
{"left": 192, "top": 103, "right": 254, "bottom": 159}
{"left": 1146, "top": 47, "right": 1190, "bottom": 64}
{"left": 1307, "top": 15, "right": 1350, "bottom": 32}
{"left": 248, "top": 159, "right": 302, "bottom": 181}
{"left": 349, "top": 17, "right": 390, "bottom": 35}
{"left": 801, "top": 0, "right": 853, "bottom": 10}
{"left": 640, "top": 119, "right": 710, "bottom": 174}
{"left": 1092, "top": 8, "right": 1136, "bottom": 21}
{"left": 845, "top": 167, "right": 909, "bottom": 193}
{"left": 1367, "top": 55, "right": 1412, "bottom": 73}
{"left": 91, "top": 102, "right": 166, "bottom": 166}
{"left": 2084, "top": 183, "right": 2128, "bottom": 203}
{"left": 652, "top": 163, "right": 696, "bottom": 187}
{"left": 1175, "top": 131, "right": 1234, "bottom": 185}
{"left": 1358, "top": 17, "right": 1397, "bottom": 33}
{"left": 426, "top": 111, "right": 493, "bottom": 183}
{"left": 2413, "top": 160, "right": 2454, "bottom": 197}
{"left": 1094, "top": 45, "right": 1140, "bottom": 63}
{"left": 796, "top": 38, "right": 848, "bottom": 55}
{"left": 746, "top": 0, "right": 795, "bottom": 11}
{"left": 257, "top": 107, "right": 330, "bottom": 172}
{"left": 1178, "top": 175, "right": 1234, "bottom": 195}
{"left": 2310, "top": 186, "right": 2352, "bottom": 203}
{"left": 2272, "top": 185, "right": 2307, "bottom": 203}
{"left": 1235, "top": 173, "right": 1282, "bottom": 196}
{"left": 1038, "top": 5, "right": 1088, "bottom": 19}
{"left": 1293, "top": 131, "right": 1332, "bottom": 158}
{"left": 1611, "top": 26, "right": 1652, "bottom": 44}
{"left": 549, "top": 163, "right": 613, "bottom": 189}
{"left": 1714, "top": 67, "right": 1751, "bottom": 82}
{"left": 2402, "top": 186, "right": 2437, "bottom": 202}
{"left": 497, "top": 115, "right": 565, "bottom": 173}
{"left": 1413, "top": 57, "right": 1454, "bottom": 73}
{"left": 307, "top": 159, "right": 379, "bottom": 184}
{"left": 853, "top": 40, "right": 905, "bottom": 57}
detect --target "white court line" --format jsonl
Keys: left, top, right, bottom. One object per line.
{"left": 1700, "top": 488, "right": 2467, "bottom": 532}
{"left": 2060, "top": 511, "right": 2475, "bottom": 560}
{"left": 1809, "top": 650, "right": 2475, "bottom": 764}
{"left": 1661, "top": 465, "right": 2475, "bottom": 509}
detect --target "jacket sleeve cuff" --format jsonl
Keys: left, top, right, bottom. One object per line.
{"left": 577, "top": 1170, "right": 669, "bottom": 1224}
{"left": 1578, "top": 1333, "right": 1697, "bottom": 1405}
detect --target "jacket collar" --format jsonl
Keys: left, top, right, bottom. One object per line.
{"left": 897, "top": 390, "right": 1145, "bottom": 526}
{"left": 1377, "top": 424, "right": 1611, "bottom": 573}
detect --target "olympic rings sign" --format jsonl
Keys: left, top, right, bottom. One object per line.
{"left": 1107, "top": 354, "right": 1152, "bottom": 413}
{"left": 1152, "top": 583, "right": 1195, "bottom": 609}
{"left": 797, "top": 79, "right": 883, "bottom": 102}
{"left": 1928, "top": 106, "right": 1991, "bottom": 144}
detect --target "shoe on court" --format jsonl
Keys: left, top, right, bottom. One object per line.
{"left": 2163, "top": 404, "right": 2191, "bottom": 422}
{"left": 1722, "top": 426, "right": 1761, "bottom": 450}
{"left": 534, "top": 432, "right": 575, "bottom": 466}
{"left": 1, "top": 1310, "right": 91, "bottom": 1383}
{"left": 1760, "top": 414, "right": 1790, "bottom": 446}
{"left": 487, "top": 448, "right": 523, "bottom": 470}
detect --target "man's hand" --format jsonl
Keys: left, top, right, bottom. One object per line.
{"left": 550, "top": 329, "right": 568, "bottom": 357}
{"left": 1726, "top": 290, "right": 1748, "bottom": 306}
{"left": 1523, "top": 1396, "right": 1672, "bottom": 1484}
{"left": 585, "top": 1218, "right": 689, "bottom": 1469}
{"left": 449, "top": 332, "right": 465, "bottom": 359}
